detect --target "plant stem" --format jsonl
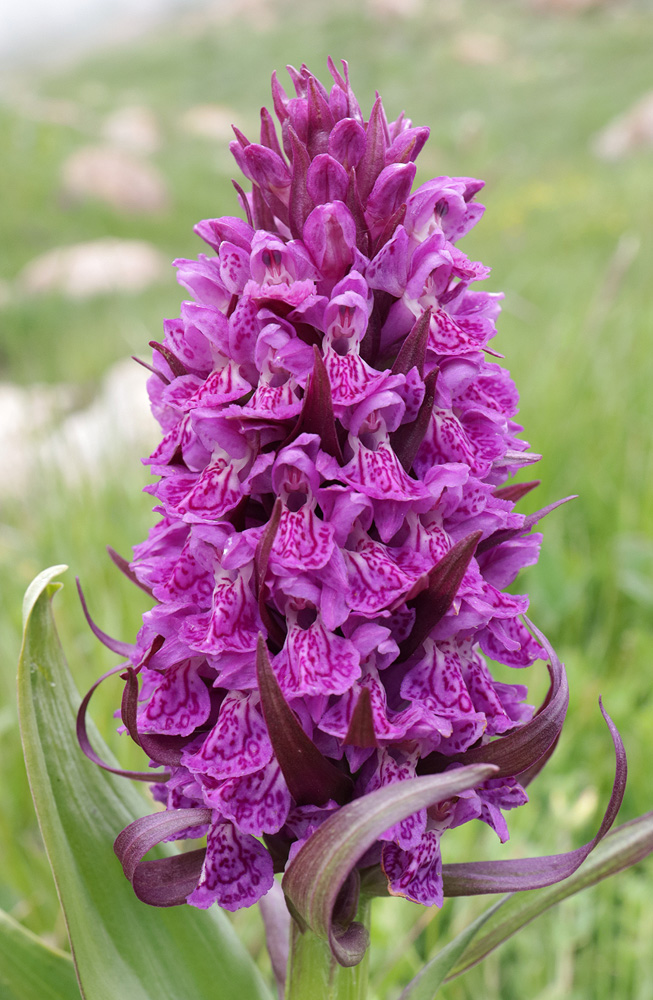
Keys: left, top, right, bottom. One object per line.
{"left": 284, "top": 900, "right": 371, "bottom": 1000}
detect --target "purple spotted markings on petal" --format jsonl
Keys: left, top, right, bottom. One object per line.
{"left": 85, "top": 60, "right": 572, "bottom": 928}
{"left": 188, "top": 819, "right": 274, "bottom": 911}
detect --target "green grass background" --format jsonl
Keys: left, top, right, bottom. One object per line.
{"left": 1, "top": 0, "right": 652, "bottom": 996}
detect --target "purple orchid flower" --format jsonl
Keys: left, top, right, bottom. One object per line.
{"left": 78, "top": 61, "right": 618, "bottom": 952}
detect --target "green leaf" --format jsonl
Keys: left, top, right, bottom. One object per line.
{"left": 0, "top": 908, "right": 79, "bottom": 1000}
{"left": 446, "top": 809, "right": 653, "bottom": 980}
{"left": 18, "top": 567, "right": 272, "bottom": 1000}
{"left": 398, "top": 809, "right": 653, "bottom": 998}
{"left": 397, "top": 898, "right": 507, "bottom": 1000}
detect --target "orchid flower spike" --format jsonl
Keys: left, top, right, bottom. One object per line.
{"left": 83, "top": 60, "right": 581, "bottom": 931}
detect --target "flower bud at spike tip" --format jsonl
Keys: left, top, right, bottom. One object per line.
{"left": 83, "top": 60, "right": 570, "bottom": 933}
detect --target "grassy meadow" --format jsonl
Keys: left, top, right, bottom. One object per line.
{"left": 1, "top": 1, "right": 652, "bottom": 997}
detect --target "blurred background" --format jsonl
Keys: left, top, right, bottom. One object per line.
{"left": 1, "top": 0, "right": 652, "bottom": 997}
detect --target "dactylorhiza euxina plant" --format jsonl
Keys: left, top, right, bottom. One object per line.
{"left": 77, "top": 60, "right": 629, "bottom": 980}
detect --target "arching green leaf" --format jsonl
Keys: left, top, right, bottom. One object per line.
{"left": 18, "top": 567, "right": 272, "bottom": 1000}
{"left": 0, "top": 908, "right": 79, "bottom": 1000}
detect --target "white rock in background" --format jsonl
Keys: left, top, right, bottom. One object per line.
{"left": 43, "top": 359, "right": 158, "bottom": 485}
{"left": 17, "top": 238, "right": 169, "bottom": 299}
{"left": 101, "top": 105, "right": 162, "bottom": 155}
{"left": 593, "top": 92, "right": 653, "bottom": 160}
{"left": 453, "top": 32, "right": 507, "bottom": 66}
{"left": 532, "top": 0, "right": 607, "bottom": 10}
{"left": 180, "top": 103, "right": 237, "bottom": 141}
{"left": 61, "top": 143, "right": 170, "bottom": 214}
{"left": 11, "top": 94, "right": 84, "bottom": 128}
{"left": 0, "top": 360, "right": 158, "bottom": 499}
{"left": 365, "top": 0, "right": 421, "bottom": 16}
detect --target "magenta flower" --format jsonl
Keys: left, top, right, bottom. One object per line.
{"left": 79, "top": 60, "right": 591, "bottom": 923}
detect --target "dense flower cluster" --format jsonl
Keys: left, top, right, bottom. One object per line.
{"left": 123, "top": 61, "right": 547, "bottom": 912}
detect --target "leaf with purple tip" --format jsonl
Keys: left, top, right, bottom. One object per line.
{"left": 444, "top": 809, "right": 653, "bottom": 983}
{"left": 399, "top": 792, "right": 651, "bottom": 999}
{"left": 441, "top": 700, "right": 627, "bottom": 897}
{"left": 282, "top": 764, "right": 498, "bottom": 968}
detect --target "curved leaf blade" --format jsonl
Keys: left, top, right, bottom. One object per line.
{"left": 0, "top": 908, "right": 79, "bottom": 1000}
{"left": 18, "top": 567, "right": 272, "bottom": 1000}
{"left": 447, "top": 810, "right": 653, "bottom": 981}
{"left": 397, "top": 897, "right": 507, "bottom": 1000}
{"left": 282, "top": 764, "right": 498, "bottom": 968}
{"left": 441, "top": 700, "right": 626, "bottom": 896}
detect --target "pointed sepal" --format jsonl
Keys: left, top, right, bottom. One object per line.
{"left": 256, "top": 635, "right": 353, "bottom": 807}
{"left": 391, "top": 367, "right": 438, "bottom": 472}
{"left": 284, "top": 346, "right": 343, "bottom": 462}
{"left": 399, "top": 530, "right": 482, "bottom": 661}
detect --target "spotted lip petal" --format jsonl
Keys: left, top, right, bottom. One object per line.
{"left": 417, "top": 618, "right": 568, "bottom": 780}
